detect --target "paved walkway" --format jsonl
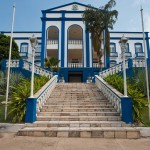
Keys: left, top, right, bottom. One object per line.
{"left": 0, "top": 133, "right": 150, "bottom": 150}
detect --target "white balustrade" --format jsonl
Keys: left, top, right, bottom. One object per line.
{"left": 93, "top": 63, "right": 104, "bottom": 68}
{"left": 47, "top": 40, "right": 58, "bottom": 45}
{"left": 23, "top": 60, "right": 53, "bottom": 78}
{"left": 95, "top": 75, "right": 123, "bottom": 113}
{"left": 100, "top": 63, "right": 123, "bottom": 78}
{"left": 6, "top": 60, "right": 19, "bottom": 68}
{"left": 33, "top": 75, "right": 58, "bottom": 113}
{"left": 68, "top": 63, "right": 82, "bottom": 68}
{"left": 99, "top": 60, "right": 130, "bottom": 78}
{"left": 133, "top": 59, "right": 145, "bottom": 67}
{"left": 68, "top": 40, "right": 82, "bottom": 45}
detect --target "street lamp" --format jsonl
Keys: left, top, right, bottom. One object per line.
{"left": 29, "top": 34, "right": 38, "bottom": 98}
{"left": 119, "top": 34, "right": 128, "bottom": 97}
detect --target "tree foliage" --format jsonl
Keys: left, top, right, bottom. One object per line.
{"left": 45, "top": 57, "right": 60, "bottom": 72}
{"left": 82, "top": 0, "right": 118, "bottom": 61}
{"left": 0, "top": 34, "right": 20, "bottom": 61}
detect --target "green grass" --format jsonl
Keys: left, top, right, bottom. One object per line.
{"left": 142, "top": 107, "right": 150, "bottom": 127}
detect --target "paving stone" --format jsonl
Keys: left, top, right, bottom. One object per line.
{"left": 104, "top": 131, "right": 115, "bottom": 138}
{"left": 80, "top": 131, "right": 91, "bottom": 138}
{"left": 69, "top": 131, "right": 80, "bottom": 137}
{"left": 115, "top": 131, "right": 127, "bottom": 139}
{"left": 57, "top": 132, "right": 69, "bottom": 137}
{"left": 127, "top": 131, "right": 140, "bottom": 139}
{"left": 91, "top": 131, "right": 104, "bottom": 138}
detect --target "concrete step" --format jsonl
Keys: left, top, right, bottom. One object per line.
{"left": 46, "top": 102, "right": 112, "bottom": 105}
{"left": 37, "top": 116, "right": 121, "bottom": 121}
{"left": 42, "top": 105, "right": 114, "bottom": 109}
{"left": 18, "top": 127, "right": 140, "bottom": 139}
{"left": 25, "top": 121, "right": 130, "bottom": 128}
{"left": 37, "top": 112, "right": 120, "bottom": 116}
{"left": 40, "top": 108, "right": 116, "bottom": 112}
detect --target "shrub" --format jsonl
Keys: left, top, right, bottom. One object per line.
{"left": 0, "top": 71, "right": 24, "bottom": 96}
{"left": 8, "top": 76, "right": 49, "bottom": 122}
{"left": 104, "top": 74, "right": 148, "bottom": 124}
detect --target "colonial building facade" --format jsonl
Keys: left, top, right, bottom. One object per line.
{"left": 1, "top": 2, "right": 150, "bottom": 82}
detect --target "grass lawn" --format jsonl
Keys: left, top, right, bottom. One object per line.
{"left": 142, "top": 107, "right": 150, "bottom": 127}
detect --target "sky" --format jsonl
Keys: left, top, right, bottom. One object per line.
{"left": 0, "top": 0, "right": 150, "bottom": 33}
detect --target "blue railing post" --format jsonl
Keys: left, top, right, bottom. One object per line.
{"left": 127, "top": 58, "right": 134, "bottom": 77}
{"left": 128, "top": 58, "right": 133, "bottom": 68}
{"left": 121, "top": 97, "right": 133, "bottom": 124}
{"left": 147, "top": 58, "right": 150, "bottom": 67}
{"left": 25, "top": 98, "right": 37, "bottom": 123}
{"left": 1, "top": 59, "right": 6, "bottom": 71}
{"left": 19, "top": 59, "right": 24, "bottom": 68}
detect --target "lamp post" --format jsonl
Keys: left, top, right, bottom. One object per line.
{"left": 119, "top": 35, "right": 128, "bottom": 97}
{"left": 29, "top": 34, "right": 38, "bottom": 98}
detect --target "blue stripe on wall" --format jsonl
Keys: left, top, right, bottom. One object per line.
{"left": 145, "top": 32, "right": 150, "bottom": 59}
{"left": 61, "top": 12, "right": 65, "bottom": 67}
{"left": 86, "top": 31, "right": 90, "bottom": 67}
{"left": 41, "top": 13, "right": 46, "bottom": 67}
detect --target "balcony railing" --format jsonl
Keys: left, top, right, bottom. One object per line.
{"left": 47, "top": 40, "right": 82, "bottom": 45}
{"left": 68, "top": 40, "right": 82, "bottom": 45}
{"left": 93, "top": 63, "right": 104, "bottom": 68}
{"left": 47, "top": 40, "right": 58, "bottom": 45}
{"left": 68, "top": 63, "right": 82, "bottom": 68}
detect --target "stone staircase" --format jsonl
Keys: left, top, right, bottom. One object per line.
{"left": 18, "top": 83, "right": 140, "bottom": 138}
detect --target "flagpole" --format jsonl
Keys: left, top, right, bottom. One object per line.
{"left": 5, "top": 4, "right": 16, "bottom": 120}
{"left": 140, "top": 6, "right": 150, "bottom": 120}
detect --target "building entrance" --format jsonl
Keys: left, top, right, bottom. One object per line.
{"left": 68, "top": 72, "right": 83, "bottom": 82}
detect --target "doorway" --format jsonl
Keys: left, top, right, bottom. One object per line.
{"left": 68, "top": 72, "right": 83, "bottom": 83}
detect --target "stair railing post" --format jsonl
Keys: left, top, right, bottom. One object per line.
{"left": 29, "top": 34, "right": 38, "bottom": 98}
{"left": 119, "top": 35, "right": 128, "bottom": 97}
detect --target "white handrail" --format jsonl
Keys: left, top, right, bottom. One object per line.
{"left": 34, "top": 75, "right": 58, "bottom": 113}
{"left": 95, "top": 75, "right": 123, "bottom": 114}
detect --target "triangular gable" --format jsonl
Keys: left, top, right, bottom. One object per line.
{"left": 42, "top": 2, "right": 96, "bottom": 12}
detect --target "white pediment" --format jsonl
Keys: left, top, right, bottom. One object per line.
{"left": 44, "top": 2, "right": 92, "bottom": 12}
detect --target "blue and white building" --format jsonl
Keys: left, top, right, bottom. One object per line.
{"left": 1, "top": 2, "right": 150, "bottom": 82}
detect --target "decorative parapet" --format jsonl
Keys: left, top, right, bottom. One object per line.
{"left": 25, "top": 75, "right": 58, "bottom": 123}
{"left": 95, "top": 75, "right": 133, "bottom": 124}
{"left": 99, "top": 58, "right": 146, "bottom": 78}
{"left": 2, "top": 59, "right": 53, "bottom": 78}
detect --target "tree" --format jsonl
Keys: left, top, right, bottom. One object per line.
{"left": 45, "top": 57, "right": 60, "bottom": 72}
{"left": 0, "top": 34, "right": 20, "bottom": 62}
{"left": 82, "top": 0, "right": 118, "bottom": 69}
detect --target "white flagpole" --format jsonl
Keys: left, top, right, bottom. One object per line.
{"left": 140, "top": 6, "right": 150, "bottom": 120}
{"left": 5, "top": 4, "right": 16, "bottom": 120}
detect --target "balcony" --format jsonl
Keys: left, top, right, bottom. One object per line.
{"left": 68, "top": 63, "right": 83, "bottom": 68}
{"left": 47, "top": 40, "right": 82, "bottom": 49}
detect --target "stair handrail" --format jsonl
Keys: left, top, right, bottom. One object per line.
{"left": 22, "top": 60, "right": 53, "bottom": 78}
{"left": 4, "top": 59, "right": 53, "bottom": 78}
{"left": 25, "top": 75, "right": 58, "bottom": 123}
{"left": 99, "top": 60, "right": 129, "bottom": 78}
{"left": 95, "top": 75, "right": 133, "bottom": 124}
{"left": 100, "top": 58, "right": 145, "bottom": 78}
